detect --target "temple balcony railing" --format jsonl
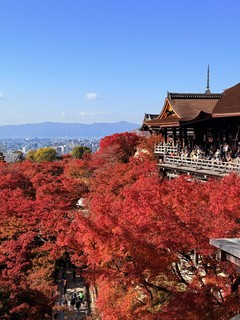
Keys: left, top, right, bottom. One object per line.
{"left": 154, "top": 144, "right": 178, "bottom": 155}
{"left": 162, "top": 156, "right": 240, "bottom": 174}
{"left": 154, "top": 144, "right": 240, "bottom": 177}
{"left": 158, "top": 155, "right": 240, "bottom": 177}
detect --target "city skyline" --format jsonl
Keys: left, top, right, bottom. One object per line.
{"left": 0, "top": 0, "right": 240, "bottom": 125}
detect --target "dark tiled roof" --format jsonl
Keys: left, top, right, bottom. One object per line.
{"left": 212, "top": 83, "right": 240, "bottom": 117}
{"left": 141, "top": 83, "right": 240, "bottom": 131}
{"left": 144, "top": 115, "right": 180, "bottom": 128}
{"left": 143, "top": 93, "right": 221, "bottom": 129}
{"left": 170, "top": 97, "right": 220, "bottom": 121}
{"left": 169, "top": 93, "right": 222, "bottom": 99}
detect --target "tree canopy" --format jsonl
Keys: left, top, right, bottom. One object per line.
{"left": 1, "top": 132, "right": 240, "bottom": 319}
{"left": 26, "top": 147, "right": 57, "bottom": 162}
{"left": 71, "top": 145, "right": 91, "bottom": 159}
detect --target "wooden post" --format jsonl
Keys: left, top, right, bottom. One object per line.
{"left": 173, "top": 128, "right": 176, "bottom": 146}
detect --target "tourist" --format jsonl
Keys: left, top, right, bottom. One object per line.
{"left": 62, "top": 298, "right": 68, "bottom": 307}
{"left": 223, "top": 143, "right": 229, "bottom": 158}
{"left": 72, "top": 291, "right": 77, "bottom": 299}
{"left": 63, "top": 279, "right": 67, "bottom": 295}
{"left": 70, "top": 296, "right": 76, "bottom": 308}
{"left": 76, "top": 299, "right": 81, "bottom": 311}
{"left": 79, "top": 291, "right": 84, "bottom": 305}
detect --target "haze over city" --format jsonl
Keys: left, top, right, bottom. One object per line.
{"left": 0, "top": 0, "right": 240, "bottom": 126}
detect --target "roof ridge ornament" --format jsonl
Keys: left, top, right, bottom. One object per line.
{"left": 205, "top": 65, "right": 211, "bottom": 94}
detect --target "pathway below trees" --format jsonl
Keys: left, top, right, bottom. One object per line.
{"left": 54, "top": 268, "right": 90, "bottom": 320}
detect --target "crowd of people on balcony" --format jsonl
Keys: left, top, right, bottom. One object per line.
{"left": 163, "top": 141, "right": 240, "bottom": 164}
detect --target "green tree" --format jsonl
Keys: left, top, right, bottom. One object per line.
{"left": 34, "top": 147, "right": 57, "bottom": 162}
{"left": 26, "top": 149, "right": 37, "bottom": 161}
{"left": 71, "top": 145, "right": 91, "bottom": 159}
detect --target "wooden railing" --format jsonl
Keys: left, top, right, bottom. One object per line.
{"left": 154, "top": 144, "right": 240, "bottom": 174}
{"left": 154, "top": 144, "right": 178, "bottom": 155}
{"left": 162, "top": 156, "right": 240, "bottom": 174}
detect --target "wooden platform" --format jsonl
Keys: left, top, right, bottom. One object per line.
{"left": 210, "top": 239, "right": 240, "bottom": 263}
{"left": 155, "top": 145, "right": 240, "bottom": 179}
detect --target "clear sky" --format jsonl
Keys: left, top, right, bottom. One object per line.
{"left": 0, "top": 0, "right": 240, "bottom": 125}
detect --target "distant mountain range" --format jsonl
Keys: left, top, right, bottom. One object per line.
{"left": 0, "top": 121, "right": 140, "bottom": 138}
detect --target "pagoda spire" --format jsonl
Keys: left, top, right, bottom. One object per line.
{"left": 205, "top": 65, "right": 211, "bottom": 94}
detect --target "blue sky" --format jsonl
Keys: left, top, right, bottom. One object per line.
{"left": 0, "top": 0, "right": 240, "bottom": 125}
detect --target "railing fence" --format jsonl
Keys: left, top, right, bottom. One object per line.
{"left": 154, "top": 144, "right": 240, "bottom": 174}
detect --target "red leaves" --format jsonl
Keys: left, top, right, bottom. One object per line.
{"left": 0, "top": 159, "right": 77, "bottom": 318}
{"left": 99, "top": 132, "right": 140, "bottom": 155}
{"left": 1, "top": 133, "right": 240, "bottom": 319}
{"left": 68, "top": 135, "right": 240, "bottom": 318}
{"left": 93, "top": 132, "right": 140, "bottom": 166}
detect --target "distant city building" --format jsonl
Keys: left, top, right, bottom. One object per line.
{"left": 0, "top": 137, "right": 101, "bottom": 156}
{"left": 3, "top": 152, "right": 23, "bottom": 163}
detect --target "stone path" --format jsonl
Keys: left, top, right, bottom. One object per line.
{"left": 54, "top": 269, "right": 90, "bottom": 320}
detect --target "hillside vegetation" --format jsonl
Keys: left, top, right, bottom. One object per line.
{"left": 0, "top": 133, "right": 239, "bottom": 319}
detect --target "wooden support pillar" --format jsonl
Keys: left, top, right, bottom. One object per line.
{"left": 183, "top": 128, "right": 187, "bottom": 148}
{"left": 164, "top": 128, "right": 167, "bottom": 143}
{"left": 173, "top": 128, "right": 177, "bottom": 146}
{"left": 179, "top": 128, "right": 183, "bottom": 148}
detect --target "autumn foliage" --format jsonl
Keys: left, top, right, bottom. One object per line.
{"left": 1, "top": 132, "right": 240, "bottom": 319}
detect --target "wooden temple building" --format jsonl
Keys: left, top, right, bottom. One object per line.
{"left": 141, "top": 83, "right": 240, "bottom": 151}
{"left": 141, "top": 72, "right": 240, "bottom": 179}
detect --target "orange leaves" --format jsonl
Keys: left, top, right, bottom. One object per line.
{"left": 1, "top": 132, "right": 240, "bottom": 319}
{"left": 95, "top": 278, "right": 146, "bottom": 320}
{"left": 0, "top": 159, "right": 77, "bottom": 318}
{"left": 93, "top": 132, "right": 140, "bottom": 166}
{"left": 99, "top": 132, "right": 140, "bottom": 155}
{"left": 70, "top": 134, "right": 240, "bottom": 318}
